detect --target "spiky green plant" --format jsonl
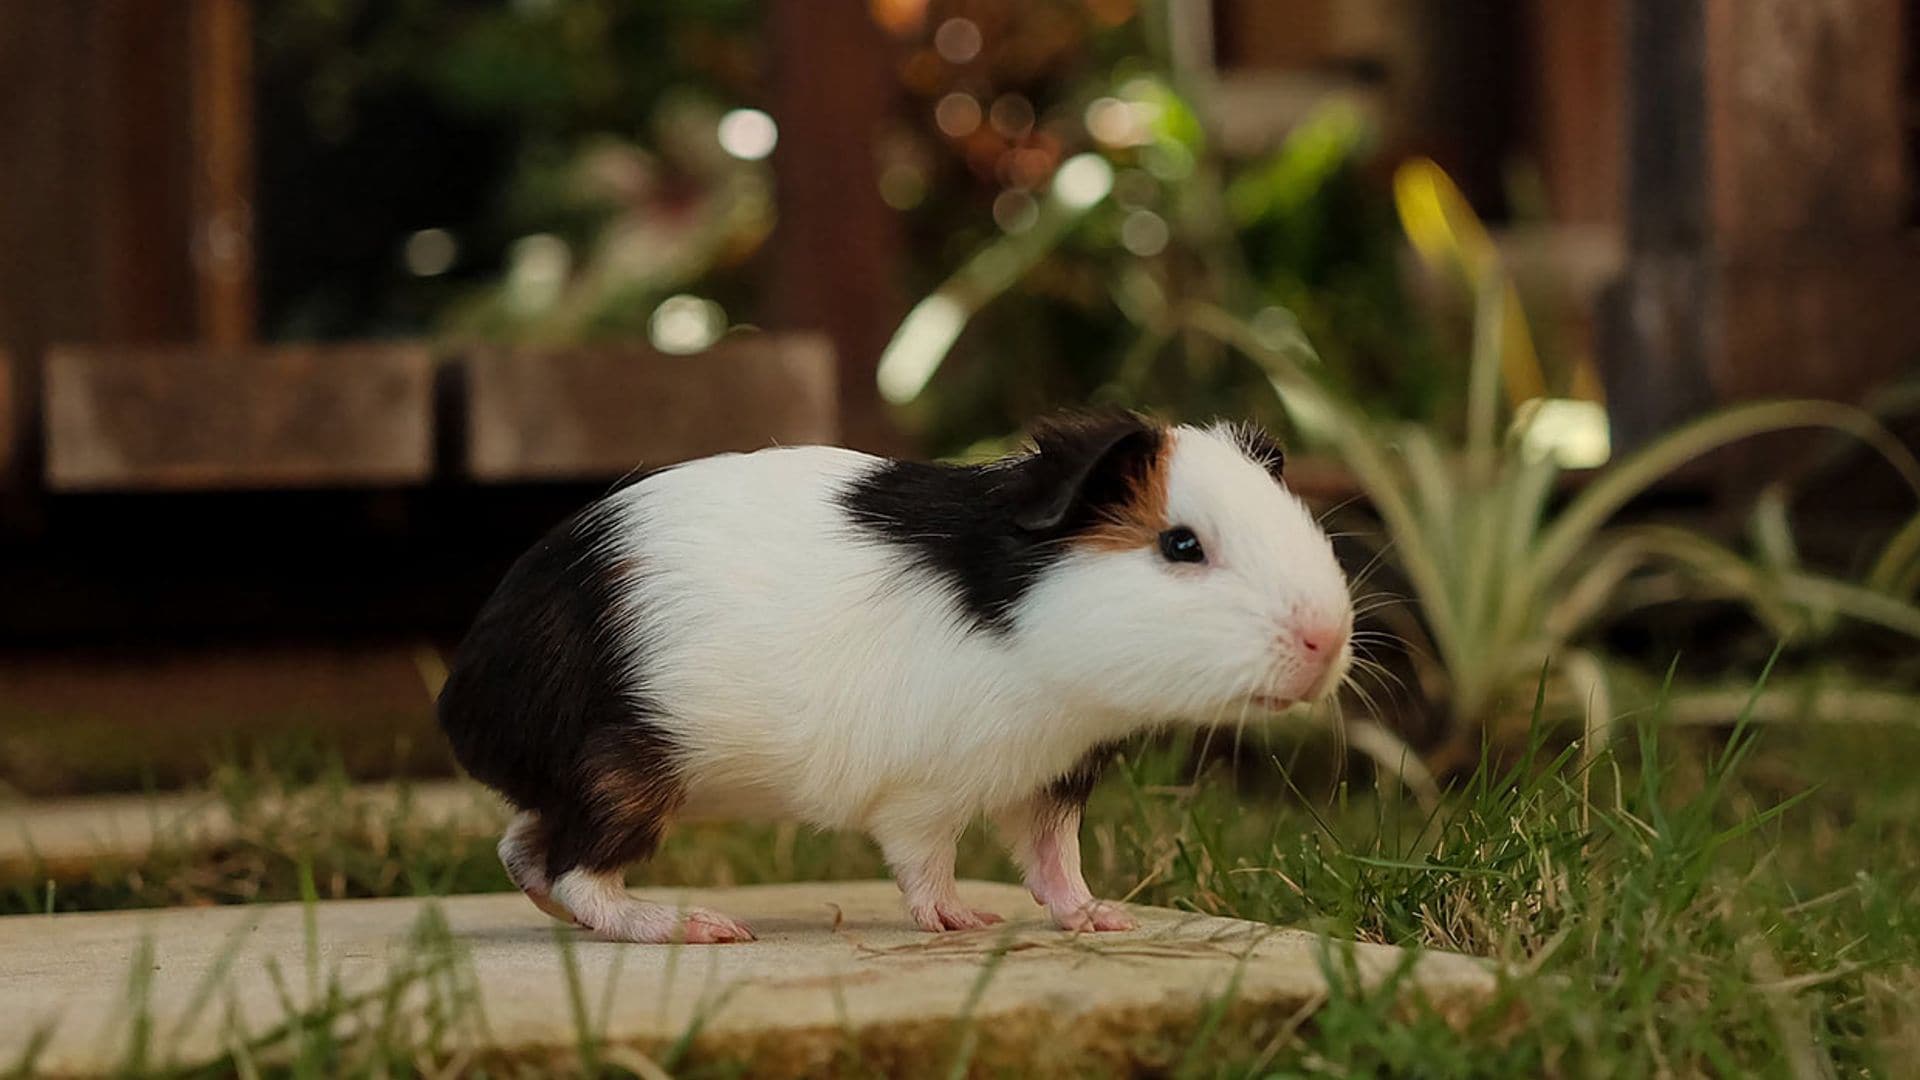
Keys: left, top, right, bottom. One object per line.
{"left": 1184, "top": 288, "right": 1920, "bottom": 770}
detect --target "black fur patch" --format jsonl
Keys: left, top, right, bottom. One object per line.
{"left": 838, "top": 411, "right": 1164, "bottom": 633}
{"left": 436, "top": 496, "right": 684, "bottom": 877}
{"left": 1044, "top": 740, "right": 1123, "bottom": 810}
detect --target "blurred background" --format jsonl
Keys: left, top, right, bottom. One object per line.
{"left": 2, "top": 0, "right": 1919, "bottom": 796}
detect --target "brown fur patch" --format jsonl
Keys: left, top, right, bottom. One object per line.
{"left": 544, "top": 726, "right": 689, "bottom": 877}
{"left": 1075, "top": 431, "right": 1172, "bottom": 552}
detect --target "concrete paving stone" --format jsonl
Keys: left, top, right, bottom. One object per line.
{"left": 0, "top": 881, "right": 1500, "bottom": 1076}
{"left": 0, "top": 781, "right": 499, "bottom": 881}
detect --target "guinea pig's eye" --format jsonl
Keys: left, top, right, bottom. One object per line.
{"left": 1157, "top": 526, "right": 1205, "bottom": 565}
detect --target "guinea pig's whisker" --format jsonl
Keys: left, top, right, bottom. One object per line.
{"left": 1344, "top": 675, "right": 1384, "bottom": 726}
{"left": 1351, "top": 595, "right": 1411, "bottom": 618}
{"left": 1317, "top": 494, "right": 1366, "bottom": 525}
{"left": 1367, "top": 661, "right": 1406, "bottom": 704}
{"left": 1345, "top": 535, "right": 1397, "bottom": 580}
{"left": 1351, "top": 654, "right": 1409, "bottom": 698}
{"left": 1242, "top": 653, "right": 1297, "bottom": 776}
{"left": 1191, "top": 706, "right": 1225, "bottom": 787}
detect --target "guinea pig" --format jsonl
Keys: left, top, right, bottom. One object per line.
{"left": 437, "top": 410, "right": 1353, "bottom": 943}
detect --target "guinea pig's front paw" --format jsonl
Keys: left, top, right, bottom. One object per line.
{"left": 680, "top": 908, "right": 757, "bottom": 944}
{"left": 1051, "top": 900, "right": 1138, "bottom": 933}
{"left": 909, "top": 901, "right": 1008, "bottom": 933}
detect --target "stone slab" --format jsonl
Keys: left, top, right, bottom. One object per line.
{"left": 0, "top": 781, "right": 497, "bottom": 882}
{"left": 0, "top": 882, "right": 1496, "bottom": 1076}
{"left": 43, "top": 343, "right": 436, "bottom": 491}
{"left": 462, "top": 334, "right": 838, "bottom": 482}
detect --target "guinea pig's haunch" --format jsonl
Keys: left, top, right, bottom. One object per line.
{"left": 437, "top": 410, "right": 1353, "bottom": 943}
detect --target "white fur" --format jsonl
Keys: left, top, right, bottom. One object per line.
{"left": 598, "top": 424, "right": 1352, "bottom": 848}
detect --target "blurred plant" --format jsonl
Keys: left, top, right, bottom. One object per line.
{"left": 1182, "top": 166, "right": 1920, "bottom": 772}
{"left": 878, "top": 2, "right": 1444, "bottom": 455}
{"left": 1636, "top": 386, "right": 1920, "bottom": 731}
{"left": 1206, "top": 300, "right": 1920, "bottom": 772}
{"left": 438, "top": 111, "right": 775, "bottom": 343}
{"left": 255, "top": 0, "right": 765, "bottom": 340}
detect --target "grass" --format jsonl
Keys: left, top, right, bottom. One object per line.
{"left": 5, "top": 670, "right": 1920, "bottom": 1076}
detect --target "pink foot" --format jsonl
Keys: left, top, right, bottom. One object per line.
{"left": 1048, "top": 899, "right": 1137, "bottom": 933}
{"left": 525, "top": 887, "right": 583, "bottom": 927}
{"left": 910, "top": 902, "right": 1007, "bottom": 932}
{"left": 680, "top": 908, "right": 756, "bottom": 944}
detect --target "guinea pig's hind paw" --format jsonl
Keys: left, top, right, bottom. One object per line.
{"left": 526, "top": 889, "right": 583, "bottom": 927}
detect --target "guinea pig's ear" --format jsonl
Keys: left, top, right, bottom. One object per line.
{"left": 1012, "top": 412, "right": 1165, "bottom": 532}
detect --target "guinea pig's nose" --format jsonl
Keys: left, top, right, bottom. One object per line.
{"left": 1291, "top": 623, "right": 1349, "bottom": 660}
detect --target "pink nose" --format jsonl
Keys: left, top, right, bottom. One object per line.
{"left": 1295, "top": 625, "right": 1347, "bottom": 658}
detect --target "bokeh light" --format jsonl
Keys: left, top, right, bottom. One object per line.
{"left": 649, "top": 295, "right": 727, "bottom": 354}
{"left": 933, "top": 17, "right": 982, "bottom": 63}
{"left": 934, "top": 92, "right": 982, "bottom": 138}
{"left": 505, "top": 234, "right": 570, "bottom": 314}
{"left": 1051, "top": 153, "right": 1113, "bottom": 209}
{"left": 879, "top": 162, "right": 928, "bottom": 209}
{"left": 402, "top": 228, "right": 457, "bottom": 277}
{"left": 716, "top": 108, "right": 779, "bottom": 161}
{"left": 1120, "top": 210, "right": 1169, "bottom": 256}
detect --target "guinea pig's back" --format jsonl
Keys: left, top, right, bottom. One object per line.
{"left": 624, "top": 446, "right": 1017, "bottom": 821}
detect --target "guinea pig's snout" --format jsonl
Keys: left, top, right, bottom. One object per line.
{"left": 1275, "top": 616, "right": 1351, "bottom": 699}
{"left": 1295, "top": 625, "right": 1343, "bottom": 657}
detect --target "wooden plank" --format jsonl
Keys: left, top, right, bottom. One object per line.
{"left": 43, "top": 344, "right": 435, "bottom": 491}
{"left": 462, "top": 335, "right": 839, "bottom": 482}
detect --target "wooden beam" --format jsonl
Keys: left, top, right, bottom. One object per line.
{"left": 766, "top": 0, "right": 905, "bottom": 454}
{"left": 44, "top": 344, "right": 436, "bottom": 491}
{"left": 461, "top": 335, "right": 839, "bottom": 482}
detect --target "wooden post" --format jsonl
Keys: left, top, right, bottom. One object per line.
{"left": 1601, "top": 0, "right": 1917, "bottom": 450}
{"left": 0, "top": 1, "right": 257, "bottom": 487}
{"left": 188, "top": 0, "right": 258, "bottom": 349}
{"left": 766, "top": 0, "right": 905, "bottom": 454}
{"left": 1522, "top": 0, "right": 1624, "bottom": 227}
